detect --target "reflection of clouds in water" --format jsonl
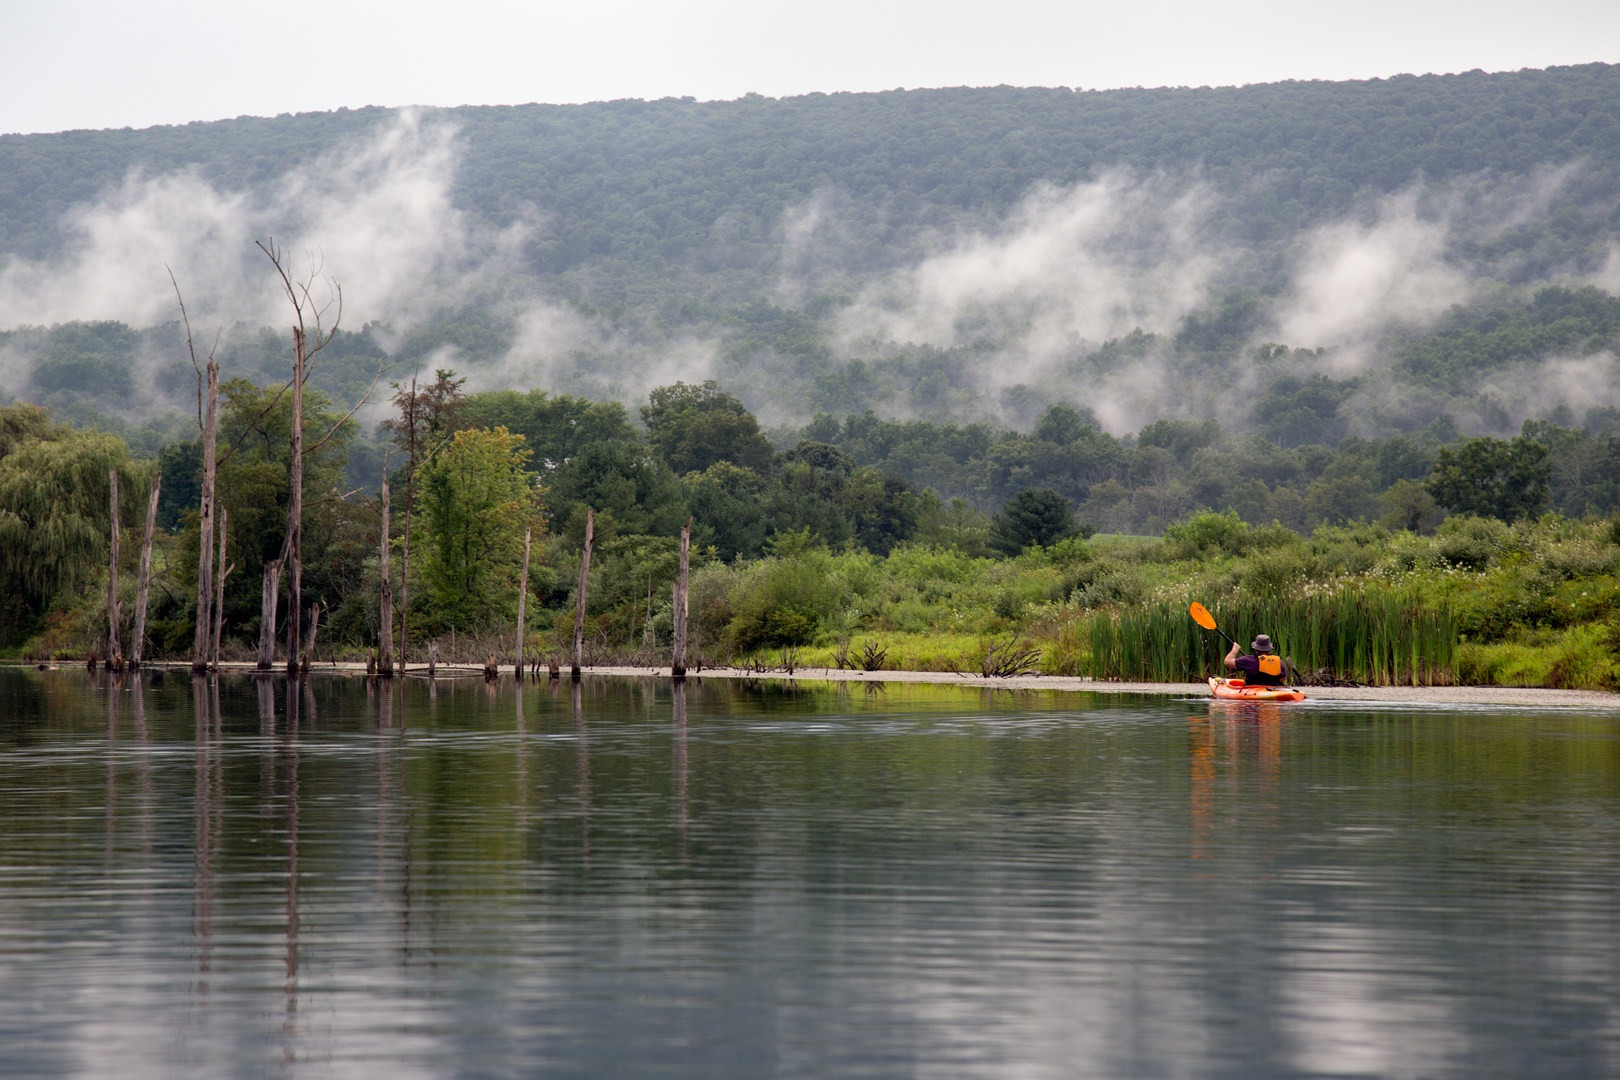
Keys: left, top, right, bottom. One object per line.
{"left": 1278, "top": 921, "right": 1464, "bottom": 1077}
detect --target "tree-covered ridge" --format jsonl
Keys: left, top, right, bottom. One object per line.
{"left": 2, "top": 64, "right": 1619, "bottom": 455}
{"left": 2, "top": 64, "right": 1617, "bottom": 276}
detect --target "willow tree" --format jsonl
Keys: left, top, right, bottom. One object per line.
{"left": 0, "top": 419, "right": 145, "bottom": 649}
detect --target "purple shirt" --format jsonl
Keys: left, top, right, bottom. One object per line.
{"left": 1234, "top": 653, "right": 1283, "bottom": 685}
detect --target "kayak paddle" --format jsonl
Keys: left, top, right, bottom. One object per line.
{"left": 1190, "top": 601, "right": 1286, "bottom": 680}
{"left": 1188, "top": 601, "right": 1239, "bottom": 650}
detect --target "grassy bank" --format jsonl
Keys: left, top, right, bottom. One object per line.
{"left": 683, "top": 513, "right": 1620, "bottom": 690}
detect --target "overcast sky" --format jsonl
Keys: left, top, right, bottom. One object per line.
{"left": 3, "top": 0, "right": 1617, "bottom": 136}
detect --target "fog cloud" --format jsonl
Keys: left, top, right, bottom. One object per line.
{"left": 833, "top": 172, "right": 1222, "bottom": 371}
{"left": 1266, "top": 190, "right": 1472, "bottom": 370}
{"left": 0, "top": 111, "right": 530, "bottom": 335}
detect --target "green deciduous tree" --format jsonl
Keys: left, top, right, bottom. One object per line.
{"left": 414, "top": 426, "right": 539, "bottom": 632}
{"left": 1426, "top": 435, "right": 1550, "bottom": 522}
{"left": 463, "top": 388, "right": 636, "bottom": 473}
{"left": 641, "top": 380, "right": 774, "bottom": 476}
{"left": 546, "top": 439, "right": 688, "bottom": 541}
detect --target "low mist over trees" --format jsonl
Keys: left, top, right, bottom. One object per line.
{"left": 0, "top": 64, "right": 1617, "bottom": 449}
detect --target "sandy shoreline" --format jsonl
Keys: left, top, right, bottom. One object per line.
{"left": 56, "top": 660, "right": 1620, "bottom": 709}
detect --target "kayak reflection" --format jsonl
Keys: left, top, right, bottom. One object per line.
{"left": 1188, "top": 702, "right": 1288, "bottom": 859}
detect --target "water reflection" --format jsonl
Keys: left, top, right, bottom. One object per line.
{"left": 0, "top": 668, "right": 1615, "bottom": 1078}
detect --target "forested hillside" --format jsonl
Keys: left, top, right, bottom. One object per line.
{"left": 1, "top": 63, "right": 1617, "bottom": 445}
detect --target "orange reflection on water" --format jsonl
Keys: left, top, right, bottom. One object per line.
{"left": 1188, "top": 702, "right": 1288, "bottom": 860}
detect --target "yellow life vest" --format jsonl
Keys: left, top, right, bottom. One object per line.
{"left": 1256, "top": 653, "right": 1283, "bottom": 677}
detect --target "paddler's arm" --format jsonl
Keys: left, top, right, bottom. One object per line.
{"left": 1224, "top": 640, "right": 1242, "bottom": 670}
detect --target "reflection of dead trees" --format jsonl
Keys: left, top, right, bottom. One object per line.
{"left": 193, "top": 675, "right": 224, "bottom": 985}
{"left": 280, "top": 678, "right": 302, "bottom": 1034}
{"left": 672, "top": 681, "right": 688, "bottom": 843}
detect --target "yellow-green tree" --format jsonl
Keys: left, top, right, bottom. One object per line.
{"left": 414, "top": 426, "right": 539, "bottom": 633}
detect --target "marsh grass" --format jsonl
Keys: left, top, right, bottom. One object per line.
{"left": 1068, "top": 587, "right": 1459, "bottom": 685}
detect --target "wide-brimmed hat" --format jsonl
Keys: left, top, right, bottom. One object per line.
{"left": 1251, "top": 634, "right": 1274, "bottom": 652}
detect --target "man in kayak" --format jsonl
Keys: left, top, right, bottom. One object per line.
{"left": 1225, "top": 634, "right": 1285, "bottom": 686}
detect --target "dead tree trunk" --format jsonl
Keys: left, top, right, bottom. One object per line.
{"left": 131, "top": 475, "right": 160, "bottom": 669}
{"left": 192, "top": 360, "right": 219, "bottom": 673}
{"left": 211, "top": 507, "right": 228, "bottom": 668}
{"left": 672, "top": 518, "right": 691, "bottom": 679}
{"left": 257, "top": 559, "right": 282, "bottom": 670}
{"left": 106, "top": 469, "right": 122, "bottom": 669}
{"left": 302, "top": 603, "right": 321, "bottom": 673}
{"left": 398, "top": 379, "right": 418, "bottom": 676}
{"left": 571, "top": 509, "right": 594, "bottom": 682}
{"left": 515, "top": 524, "right": 532, "bottom": 678}
{"left": 378, "top": 467, "right": 394, "bottom": 676}
{"left": 285, "top": 326, "right": 305, "bottom": 676}
{"left": 256, "top": 240, "right": 357, "bottom": 678}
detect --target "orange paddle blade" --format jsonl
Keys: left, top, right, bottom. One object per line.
{"left": 1189, "top": 602, "right": 1217, "bottom": 630}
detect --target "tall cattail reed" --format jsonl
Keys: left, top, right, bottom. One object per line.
{"left": 1075, "top": 586, "right": 1456, "bottom": 685}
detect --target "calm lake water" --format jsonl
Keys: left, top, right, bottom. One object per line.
{"left": 0, "top": 667, "right": 1616, "bottom": 1078}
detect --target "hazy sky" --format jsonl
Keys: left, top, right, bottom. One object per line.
{"left": 3, "top": 0, "right": 1616, "bottom": 136}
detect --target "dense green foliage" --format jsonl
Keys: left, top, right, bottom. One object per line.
{"left": 5, "top": 65, "right": 1617, "bottom": 276}
{"left": 4, "top": 372, "right": 1620, "bottom": 690}
{"left": 413, "top": 427, "right": 538, "bottom": 632}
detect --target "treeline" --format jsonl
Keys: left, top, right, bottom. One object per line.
{"left": 3, "top": 360, "right": 1619, "bottom": 691}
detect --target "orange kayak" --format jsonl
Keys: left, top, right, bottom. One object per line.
{"left": 1208, "top": 676, "right": 1305, "bottom": 702}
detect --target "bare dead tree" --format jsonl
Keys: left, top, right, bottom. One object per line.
{"left": 210, "top": 506, "right": 230, "bottom": 668}
{"left": 106, "top": 468, "right": 122, "bottom": 669}
{"left": 378, "top": 464, "right": 395, "bottom": 676}
{"left": 515, "top": 524, "right": 532, "bottom": 678}
{"left": 257, "top": 559, "right": 282, "bottom": 670}
{"left": 256, "top": 239, "right": 341, "bottom": 677}
{"left": 170, "top": 268, "right": 222, "bottom": 674}
{"left": 131, "top": 475, "right": 160, "bottom": 669}
{"left": 571, "top": 508, "right": 595, "bottom": 682}
{"left": 672, "top": 519, "right": 691, "bottom": 679}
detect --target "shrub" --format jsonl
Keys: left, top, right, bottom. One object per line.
{"left": 722, "top": 550, "right": 846, "bottom": 653}
{"left": 1161, "top": 510, "right": 1250, "bottom": 561}
{"left": 1433, "top": 515, "right": 1513, "bottom": 570}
